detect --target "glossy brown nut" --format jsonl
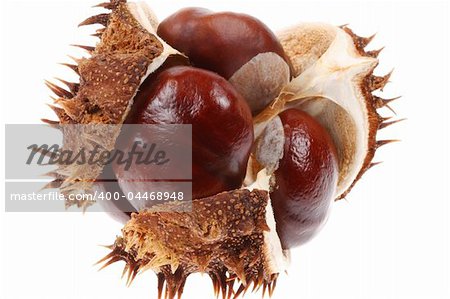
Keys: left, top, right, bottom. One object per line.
{"left": 271, "top": 108, "right": 339, "bottom": 249}
{"left": 157, "top": 7, "right": 292, "bottom": 79}
{"left": 113, "top": 66, "right": 254, "bottom": 204}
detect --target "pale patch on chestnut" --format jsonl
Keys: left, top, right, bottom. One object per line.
{"left": 254, "top": 115, "right": 285, "bottom": 174}
{"left": 229, "top": 52, "right": 290, "bottom": 114}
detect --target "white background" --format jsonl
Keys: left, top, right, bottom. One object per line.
{"left": 0, "top": 0, "right": 449, "bottom": 298}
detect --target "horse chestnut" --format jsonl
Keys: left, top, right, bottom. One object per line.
{"left": 113, "top": 66, "right": 254, "bottom": 206}
{"left": 257, "top": 108, "right": 339, "bottom": 248}
{"left": 157, "top": 7, "right": 292, "bottom": 114}
{"left": 44, "top": 1, "right": 399, "bottom": 297}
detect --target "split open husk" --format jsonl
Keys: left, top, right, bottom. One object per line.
{"left": 42, "top": 1, "right": 399, "bottom": 298}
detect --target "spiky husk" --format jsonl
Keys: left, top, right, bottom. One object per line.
{"left": 41, "top": 1, "right": 399, "bottom": 298}
{"left": 43, "top": 0, "right": 179, "bottom": 208}
{"left": 338, "top": 26, "right": 400, "bottom": 198}
{"left": 98, "top": 188, "right": 288, "bottom": 299}
{"left": 251, "top": 23, "right": 400, "bottom": 199}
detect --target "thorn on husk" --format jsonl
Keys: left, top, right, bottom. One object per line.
{"left": 378, "top": 115, "right": 392, "bottom": 123}
{"left": 55, "top": 78, "right": 80, "bottom": 94}
{"left": 68, "top": 55, "right": 83, "bottom": 64}
{"left": 376, "top": 139, "right": 399, "bottom": 148}
{"left": 41, "top": 179, "right": 64, "bottom": 190}
{"left": 79, "top": 13, "right": 110, "bottom": 27}
{"left": 45, "top": 80, "right": 73, "bottom": 98}
{"left": 368, "top": 161, "right": 383, "bottom": 169}
{"left": 366, "top": 47, "right": 384, "bottom": 58}
{"left": 71, "top": 44, "right": 96, "bottom": 53}
{"left": 93, "top": 2, "right": 115, "bottom": 10}
{"left": 91, "top": 32, "right": 103, "bottom": 38}
{"left": 341, "top": 26, "right": 376, "bottom": 51}
{"left": 41, "top": 119, "right": 60, "bottom": 128}
{"left": 379, "top": 118, "right": 406, "bottom": 129}
{"left": 373, "top": 95, "right": 401, "bottom": 109}
{"left": 47, "top": 104, "right": 66, "bottom": 120}
{"left": 369, "top": 70, "right": 393, "bottom": 91}
{"left": 59, "top": 63, "right": 79, "bottom": 75}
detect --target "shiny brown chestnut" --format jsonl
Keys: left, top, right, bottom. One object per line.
{"left": 157, "top": 8, "right": 292, "bottom": 114}
{"left": 113, "top": 66, "right": 254, "bottom": 207}
{"left": 257, "top": 108, "right": 339, "bottom": 249}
